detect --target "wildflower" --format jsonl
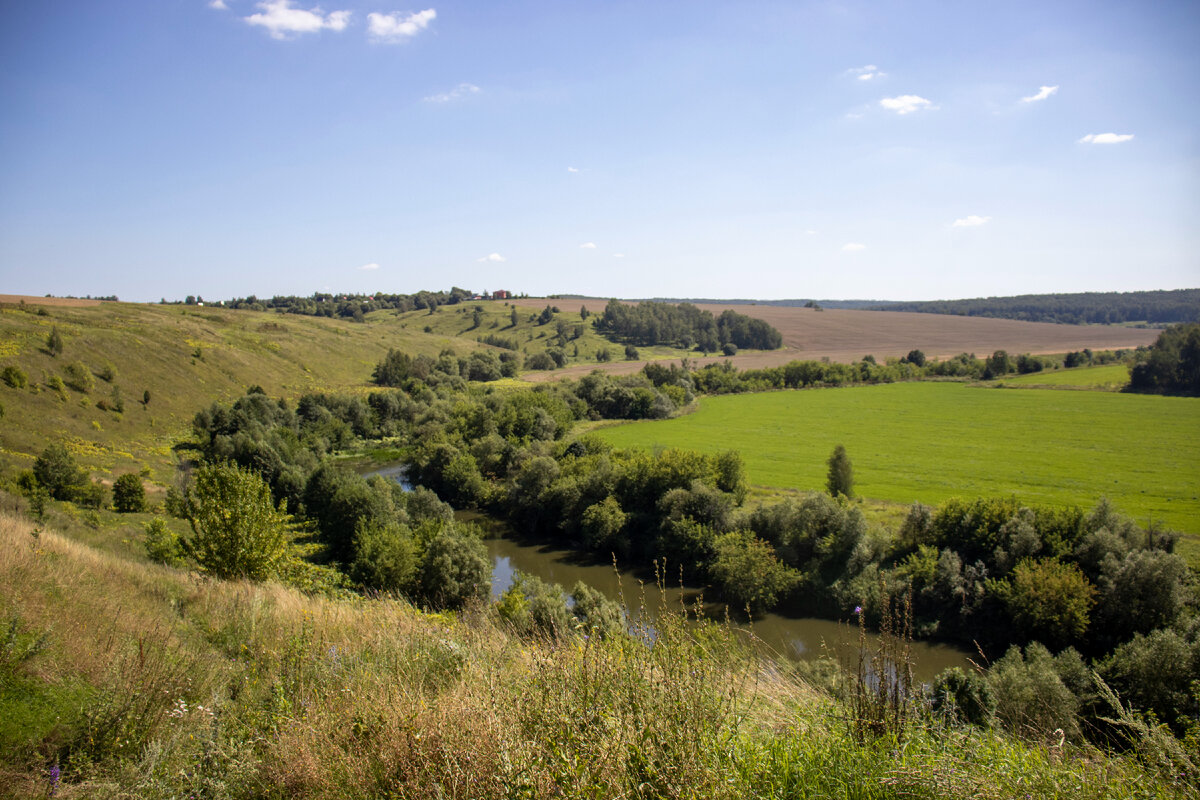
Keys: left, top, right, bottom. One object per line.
{"left": 854, "top": 605, "right": 863, "bottom": 616}
{"left": 48, "top": 763, "right": 60, "bottom": 796}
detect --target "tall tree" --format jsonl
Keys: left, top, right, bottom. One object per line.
{"left": 826, "top": 445, "right": 854, "bottom": 499}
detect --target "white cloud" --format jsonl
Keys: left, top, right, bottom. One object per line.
{"left": 613, "top": 253, "right": 626, "bottom": 259}
{"left": 803, "top": 229, "right": 817, "bottom": 235}
{"left": 567, "top": 166, "right": 579, "bottom": 173}
{"left": 841, "top": 243, "right": 866, "bottom": 252}
{"left": 367, "top": 8, "right": 435, "bottom": 42}
{"left": 244, "top": 1, "right": 350, "bottom": 39}
{"left": 1021, "top": 85, "right": 1058, "bottom": 103}
{"left": 1079, "top": 132, "right": 1134, "bottom": 144}
{"left": 848, "top": 64, "right": 885, "bottom": 81}
{"left": 209, "top": 0, "right": 228, "bottom": 9}
{"left": 579, "top": 242, "right": 596, "bottom": 249}
{"left": 880, "top": 95, "right": 934, "bottom": 115}
{"left": 477, "top": 253, "right": 507, "bottom": 263}
{"left": 358, "top": 262, "right": 380, "bottom": 271}
{"left": 423, "top": 83, "right": 480, "bottom": 103}
{"left": 952, "top": 215, "right": 991, "bottom": 228}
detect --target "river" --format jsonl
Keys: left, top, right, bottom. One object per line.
{"left": 366, "top": 462, "right": 971, "bottom": 681}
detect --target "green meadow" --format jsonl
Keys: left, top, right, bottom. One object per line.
{"left": 998, "top": 363, "right": 1131, "bottom": 389}
{"left": 593, "top": 381, "right": 1200, "bottom": 536}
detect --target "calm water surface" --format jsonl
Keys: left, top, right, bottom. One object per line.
{"left": 366, "top": 462, "right": 970, "bottom": 681}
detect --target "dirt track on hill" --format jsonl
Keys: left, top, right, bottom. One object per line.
{"left": 510, "top": 298, "right": 1160, "bottom": 382}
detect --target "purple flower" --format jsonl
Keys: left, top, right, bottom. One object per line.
{"left": 49, "top": 764, "right": 60, "bottom": 796}
{"left": 854, "top": 605, "right": 863, "bottom": 616}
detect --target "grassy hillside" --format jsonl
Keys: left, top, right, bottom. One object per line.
{"left": 0, "top": 510, "right": 1189, "bottom": 799}
{"left": 591, "top": 382, "right": 1200, "bottom": 538}
{"left": 0, "top": 298, "right": 654, "bottom": 484}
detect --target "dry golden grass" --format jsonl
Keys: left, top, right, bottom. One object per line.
{"left": 1, "top": 510, "right": 1190, "bottom": 799}
{"left": 0, "top": 295, "right": 103, "bottom": 308}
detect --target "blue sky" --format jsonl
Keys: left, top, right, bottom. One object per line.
{"left": 1, "top": 1, "right": 1196, "bottom": 302}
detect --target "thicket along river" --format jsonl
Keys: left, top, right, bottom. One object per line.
{"left": 368, "top": 462, "right": 970, "bottom": 682}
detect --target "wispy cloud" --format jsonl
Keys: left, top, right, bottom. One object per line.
{"left": 567, "top": 166, "right": 580, "bottom": 173}
{"left": 367, "top": 8, "right": 435, "bottom": 42}
{"left": 477, "top": 253, "right": 507, "bottom": 263}
{"left": 612, "top": 253, "right": 626, "bottom": 259}
{"left": 358, "top": 262, "right": 380, "bottom": 271}
{"left": 244, "top": 1, "right": 351, "bottom": 39}
{"left": 848, "top": 64, "right": 885, "bottom": 81}
{"left": 1021, "top": 85, "right": 1058, "bottom": 103}
{"left": 952, "top": 215, "right": 991, "bottom": 228}
{"left": 424, "top": 83, "right": 480, "bottom": 103}
{"left": 880, "top": 95, "right": 934, "bottom": 115}
{"left": 1079, "top": 132, "right": 1134, "bottom": 144}
{"left": 842, "top": 243, "right": 866, "bottom": 252}
{"left": 209, "top": 0, "right": 228, "bottom": 9}
{"left": 579, "top": 242, "right": 596, "bottom": 249}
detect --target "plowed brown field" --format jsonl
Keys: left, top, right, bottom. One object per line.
{"left": 510, "top": 298, "right": 1161, "bottom": 381}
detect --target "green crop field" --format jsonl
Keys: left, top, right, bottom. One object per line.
{"left": 998, "top": 363, "right": 1131, "bottom": 389}
{"left": 593, "top": 381, "right": 1200, "bottom": 536}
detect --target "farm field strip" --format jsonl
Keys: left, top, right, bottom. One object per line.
{"left": 592, "top": 381, "right": 1200, "bottom": 535}
{"left": 998, "top": 363, "right": 1130, "bottom": 388}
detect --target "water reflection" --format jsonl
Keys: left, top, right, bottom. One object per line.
{"left": 364, "top": 460, "right": 970, "bottom": 681}
{"left": 485, "top": 535, "right": 970, "bottom": 682}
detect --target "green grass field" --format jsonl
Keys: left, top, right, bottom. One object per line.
{"left": 998, "top": 363, "right": 1131, "bottom": 389}
{"left": 593, "top": 381, "right": 1200, "bottom": 536}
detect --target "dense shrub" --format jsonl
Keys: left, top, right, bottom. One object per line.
{"left": 419, "top": 526, "right": 490, "bottom": 610}
{"left": 33, "top": 443, "right": 87, "bottom": 501}
{"left": 112, "top": 473, "right": 146, "bottom": 513}
{"left": 1, "top": 365, "right": 27, "bottom": 388}
{"left": 183, "top": 462, "right": 296, "bottom": 581}
{"left": 62, "top": 360, "right": 94, "bottom": 393}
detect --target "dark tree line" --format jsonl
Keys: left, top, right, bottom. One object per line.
{"left": 180, "top": 287, "right": 487, "bottom": 321}
{"left": 595, "top": 300, "right": 783, "bottom": 352}
{"left": 867, "top": 289, "right": 1200, "bottom": 325}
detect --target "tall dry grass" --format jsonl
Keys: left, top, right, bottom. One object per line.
{"left": 0, "top": 510, "right": 1191, "bottom": 799}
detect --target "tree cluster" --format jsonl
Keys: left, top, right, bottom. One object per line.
{"left": 595, "top": 300, "right": 783, "bottom": 352}
{"left": 1128, "top": 322, "right": 1200, "bottom": 395}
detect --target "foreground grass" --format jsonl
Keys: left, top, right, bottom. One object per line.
{"left": 591, "top": 382, "right": 1200, "bottom": 537}
{"left": 0, "top": 510, "right": 1190, "bottom": 799}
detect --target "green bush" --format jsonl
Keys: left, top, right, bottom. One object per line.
{"left": 988, "top": 642, "right": 1081, "bottom": 740}
{"left": 73, "top": 481, "right": 107, "bottom": 510}
{"left": 710, "top": 530, "right": 801, "bottom": 614}
{"left": 33, "top": 443, "right": 87, "bottom": 501}
{"left": 349, "top": 520, "right": 419, "bottom": 594}
{"left": 932, "top": 666, "right": 996, "bottom": 727}
{"left": 999, "top": 558, "right": 1096, "bottom": 650}
{"left": 143, "top": 518, "right": 185, "bottom": 567}
{"left": 419, "top": 526, "right": 490, "bottom": 610}
{"left": 62, "top": 360, "right": 93, "bottom": 393}
{"left": 112, "top": 473, "right": 146, "bottom": 513}
{"left": 1101, "top": 628, "right": 1200, "bottom": 734}
{"left": 182, "top": 462, "right": 296, "bottom": 581}
{"left": 1, "top": 365, "right": 27, "bottom": 389}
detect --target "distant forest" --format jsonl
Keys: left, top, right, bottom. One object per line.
{"left": 641, "top": 289, "right": 1200, "bottom": 325}
{"left": 170, "top": 287, "right": 498, "bottom": 321}
{"left": 865, "top": 289, "right": 1200, "bottom": 324}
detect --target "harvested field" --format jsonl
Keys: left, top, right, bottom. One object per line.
{"left": 512, "top": 298, "right": 1160, "bottom": 381}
